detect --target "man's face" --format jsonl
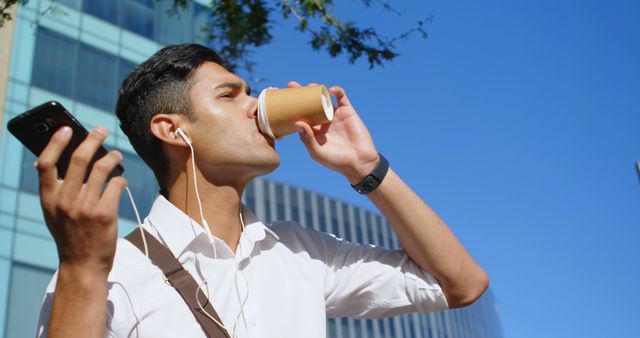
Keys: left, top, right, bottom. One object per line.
{"left": 184, "top": 62, "right": 279, "bottom": 183}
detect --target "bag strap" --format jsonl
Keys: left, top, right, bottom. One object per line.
{"left": 125, "top": 228, "right": 231, "bottom": 338}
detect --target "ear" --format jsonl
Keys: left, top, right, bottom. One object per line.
{"left": 150, "top": 114, "right": 190, "bottom": 148}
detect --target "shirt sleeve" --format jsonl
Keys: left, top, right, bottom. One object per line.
{"left": 35, "top": 271, "right": 127, "bottom": 338}
{"left": 273, "top": 221, "right": 449, "bottom": 319}
{"left": 36, "top": 289, "right": 53, "bottom": 337}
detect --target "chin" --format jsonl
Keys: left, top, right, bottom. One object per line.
{"left": 251, "top": 152, "right": 280, "bottom": 176}
{"left": 260, "top": 156, "right": 280, "bottom": 174}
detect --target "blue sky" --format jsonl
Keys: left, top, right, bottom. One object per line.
{"left": 247, "top": 0, "right": 640, "bottom": 337}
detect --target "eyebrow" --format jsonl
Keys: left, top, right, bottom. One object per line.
{"left": 214, "top": 81, "right": 251, "bottom": 95}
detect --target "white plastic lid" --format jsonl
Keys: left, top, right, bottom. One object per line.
{"left": 257, "top": 88, "right": 275, "bottom": 139}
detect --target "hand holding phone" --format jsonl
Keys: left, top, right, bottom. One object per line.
{"left": 8, "top": 102, "right": 129, "bottom": 337}
{"left": 8, "top": 102, "right": 127, "bottom": 274}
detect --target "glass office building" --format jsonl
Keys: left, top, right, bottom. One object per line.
{"left": 0, "top": 1, "right": 503, "bottom": 337}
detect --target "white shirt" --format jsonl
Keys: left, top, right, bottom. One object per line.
{"left": 37, "top": 195, "right": 448, "bottom": 338}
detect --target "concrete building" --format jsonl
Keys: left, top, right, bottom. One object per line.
{"left": 0, "top": 1, "right": 503, "bottom": 337}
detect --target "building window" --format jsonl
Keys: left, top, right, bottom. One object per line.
{"left": 380, "top": 318, "right": 392, "bottom": 338}
{"left": 327, "top": 318, "right": 338, "bottom": 338}
{"left": 365, "top": 319, "right": 376, "bottom": 337}
{"left": 120, "top": 0, "right": 155, "bottom": 38}
{"left": 118, "top": 151, "right": 158, "bottom": 221}
{"left": 5, "top": 263, "right": 55, "bottom": 338}
{"left": 289, "top": 187, "right": 300, "bottom": 223}
{"left": 304, "top": 191, "right": 314, "bottom": 229}
{"left": 81, "top": 0, "right": 208, "bottom": 42}
{"left": 332, "top": 200, "right": 348, "bottom": 241}
{"left": 318, "top": 213, "right": 327, "bottom": 233}
{"left": 76, "top": 43, "right": 118, "bottom": 111}
{"left": 340, "top": 318, "right": 350, "bottom": 337}
{"left": 377, "top": 215, "right": 388, "bottom": 247}
{"left": 354, "top": 319, "right": 363, "bottom": 337}
{"left": 343, "top": 203, "right": 360, "bottom": 243}
{"left": 389, "top": 317, "right": 398, "bottom": 338}
{"left": 32, "top": 28, "right": 76, "bottom": 97}
{"left": 407, "top": 315, "right": 417, "bottom": 338}
{"left": 275, "top": 184, "right": 285, "bottom": 220}
{"left": 244, "top": 181, "right": 256, "bottom": 213}
{"left": 82, "top": 0, "right": 155, "bottom": 39}
{"left": 264, "top": 182, "right": 276, "bottom": 222}
{"left": 32, "top": 27, "right": 141, "bottom": 113}
{"left": 58, "top": 0, "right": 80, "bottom": 9}
{"left": 20, "top": 149, "right": 39, "bottom": 194}
{"left": 83, "top": 0, "right": 118, "bottom": 23}
{"left": 364, "top": 213, "right": 375, "bottom": 246}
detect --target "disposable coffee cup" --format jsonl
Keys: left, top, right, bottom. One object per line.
{"left": 257, "top": 85, "right": 334, "bottom": 139}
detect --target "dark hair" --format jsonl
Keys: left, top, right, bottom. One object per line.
{"left": 115, "top": 44, "right": 225, "bottom": 193}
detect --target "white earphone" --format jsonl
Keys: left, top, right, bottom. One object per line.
{"left": 176, "top": 126, "right": 250, "bottom": 338}
{"left": 176, "top": 127, "right": 192, "bottom": 146}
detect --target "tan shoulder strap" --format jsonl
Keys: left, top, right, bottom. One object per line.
{"left": 125, "top": 229, "right": 231, "bottom": 338}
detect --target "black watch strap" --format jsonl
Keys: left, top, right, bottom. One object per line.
{"left": 351, "top": 153, "right": 389, "bottom": 194}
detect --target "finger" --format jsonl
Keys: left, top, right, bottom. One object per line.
{"left": 295, "top": 121, "right": 324, "bottom": 154}
{"left": 98, "top": 176, "right": 128, "bottom": 216}
{"left": 307, "top": 82, "right": 319, "bottom": 87}
{"left": 312, "top": 122, "right": 331, "bottom": 134}
{"left": 61, "top": 126, "right": 108, "bottom": 196}
{"left": 329, "top": 86, "right": 352, "bottom": 107}
{"left": 36, "top": 126, "right": 72, "bottom": 194}
{"left": 84, "top": 150, "right": 123, "bottom": 206}
{"left": 287, "top": 81, "right": 302, "bottom": 88}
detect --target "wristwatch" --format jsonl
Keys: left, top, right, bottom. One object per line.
{"left": 351, "top": 153, "right": 389, "bottom": 194}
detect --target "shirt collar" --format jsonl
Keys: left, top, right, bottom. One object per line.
{"left": 145, "top": 195, "right": 279, "bottom": 258}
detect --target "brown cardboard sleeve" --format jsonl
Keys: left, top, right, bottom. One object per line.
{"left": 265, "top": 85, "right": 332, "bottom": 138}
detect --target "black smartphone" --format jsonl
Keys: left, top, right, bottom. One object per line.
{"left": 7, "top": 101, "right": 124, "bottom": 182}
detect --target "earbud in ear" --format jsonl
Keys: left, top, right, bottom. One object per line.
{"left": 176, "top": 128, "right": 192, "bottom": 147}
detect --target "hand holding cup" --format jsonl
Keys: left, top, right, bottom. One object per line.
{"left": 285, "top": 82, "right": 380, "bottom": 185}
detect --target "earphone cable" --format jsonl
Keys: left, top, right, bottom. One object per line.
{"left": 179, "top": 128, "right": 251, "bottom": 337}
{"left": 182, "top": 131, "right": 234, "bottom": 334}
{"left": 189, "top": 141, "right": 211, "bottom": 236}
{"left": 125, "top": 185, "right": 148, "bottom": 258}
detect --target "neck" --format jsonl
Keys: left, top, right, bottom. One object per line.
{"left": 167, "top": 169, "right": 247, "bottom": 254}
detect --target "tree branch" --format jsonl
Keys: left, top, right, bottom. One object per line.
{"left": 1, "top": 0, "right": 432, "bottom": 72}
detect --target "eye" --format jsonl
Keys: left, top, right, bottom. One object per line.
{"left": 218, "top": 92, "right": 234, "bottom": 99}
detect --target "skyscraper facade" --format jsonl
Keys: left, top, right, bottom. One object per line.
{"left": 0, "top": 1, "right": 503, "bottom": 337}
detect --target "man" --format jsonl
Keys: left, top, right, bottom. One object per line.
{"left": 36, "top": 44, "right": 488, "bottom": 337}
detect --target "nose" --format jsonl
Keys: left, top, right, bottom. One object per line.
{"left": 246, "top": 95, "right": 259, "bottom": 119}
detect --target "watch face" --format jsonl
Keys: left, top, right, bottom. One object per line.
{"left": 352, "top": 153, "right": 388, "bottom": 194}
